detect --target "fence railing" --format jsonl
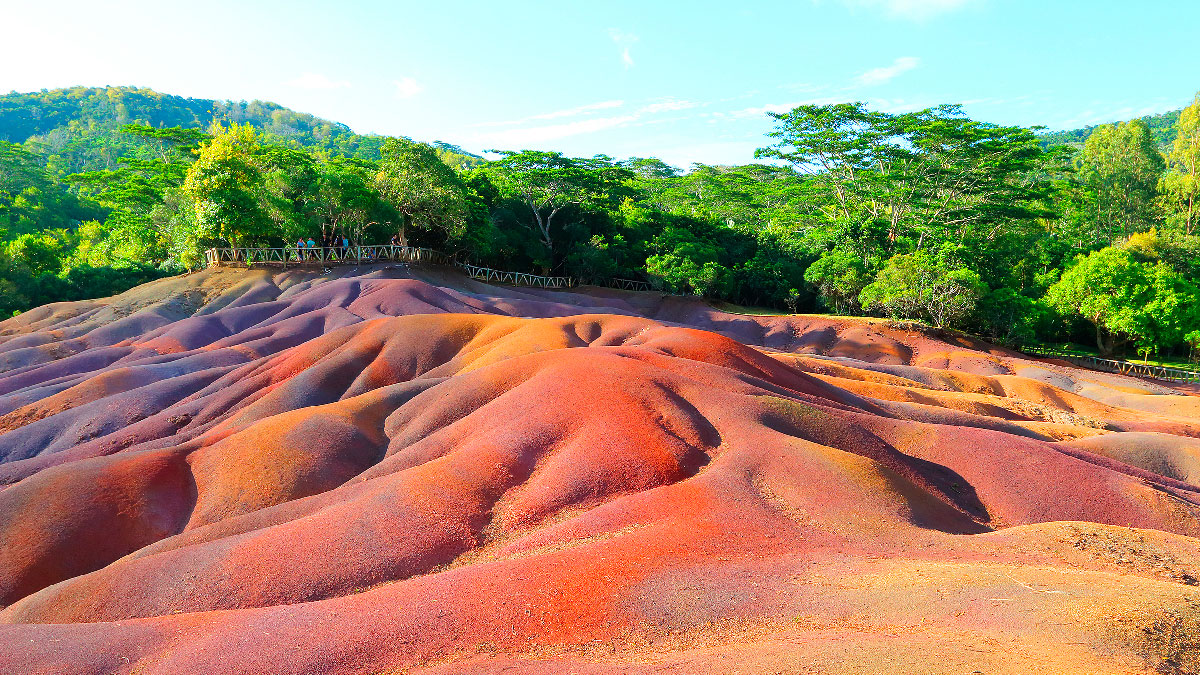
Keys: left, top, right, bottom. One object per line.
{"left": 453, "top": 261, "right": 575, "bottom": 289}
{"left": 204, "top": 245, "right": 451, "bottom": 268}
{"left": 202, "top": 245, "right": 662, "bottom": 293}
{"left": 202, "top": 245, "right": 654, "bottom": 292}
{"left": 1020, "top": 345, "right": 1200, "bottom": 384}
{"left": 595, "top": 278, "right": 653, "bottom": 292}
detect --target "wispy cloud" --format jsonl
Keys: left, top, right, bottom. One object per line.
{"left": 641, "top": 99, "right": 697, "bottom": 114}
{"left": 285, "top": 72, "right": 350, "bottom": 90}
{"left": 855, "top": 56, "right": 920, "bottom": 86}
{"left": 719, "top": 95, "right": 850, "bottom": 120}
{"left": 832, "top": 0, "right": 977, "bottom": 20}
{"left": 468, "top": 96, "right": 703, "bottom": 147}
{"left": 471, "top": 114, "right": 640, "bottom": 147}
{"left": 608, "top": 29, "right": 638, "bottom": 68}
{"left": 393, "top": 77, "right": 423, "bottom": 98}
{"left": 472, "top": 100, "right": 626, "bottom": 128}
{"left": 531, "top": 100, "right": 625, "bottom": 122}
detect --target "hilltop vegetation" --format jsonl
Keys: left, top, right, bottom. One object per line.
{"left": 0, "top": 86, "right": 484, "bottom": 172}
{"left": 1039, "top": 108, "right": 1182, "bottom": 149}
{"left": 2, "top": 86, "right": 1199, "bottom": 361}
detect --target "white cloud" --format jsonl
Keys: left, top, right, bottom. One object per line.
{"left": 532, "top": 100, "right": 625, "bottom": 121}
{"left": 722, "top": 96, "right": 850, "bottom": 120}
{"left": 834, "top": 0, "right": 977, "bottom": 20}
{"left": 285, "top": 72, "right": 350, "bottom": 90}
{"left": 608, "top": 29, "right": 638, "bottom": 68}
{"left": 472, "top": 100, "right": 626, "bottom": 128}
{"left": 641, "top": 99, "right": 697, "bottom": 114}
{"left": 471, "top": 114, "right": 640, "bottom": 147}
{"left": 855, "top": 56, "right": 920, "bottom": 86}
{"left": 393, "top": 77, "right": 423, "bottom": 98}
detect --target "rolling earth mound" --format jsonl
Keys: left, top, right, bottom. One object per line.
{"left": 2, "top": 264, "right": 1200, "bottom": 674}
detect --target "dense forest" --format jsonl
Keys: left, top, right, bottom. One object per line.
{"left": 2, "top": 86, "right": 1199, "bottom": 361}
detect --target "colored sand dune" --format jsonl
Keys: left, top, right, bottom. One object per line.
{"left": 2, "top": 264, "right": 1200, "bottom": 674}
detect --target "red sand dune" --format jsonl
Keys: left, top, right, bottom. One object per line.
{"left": 2, "top": 264, "right": 1200, "bottom": 674}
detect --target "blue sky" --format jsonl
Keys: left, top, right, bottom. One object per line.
{"left": 3, "top": 0, "right": 1196, "bottom": 167}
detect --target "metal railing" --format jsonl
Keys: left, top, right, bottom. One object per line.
{"left": 1020, "top": 345, "right": 1200, "bottom": 384}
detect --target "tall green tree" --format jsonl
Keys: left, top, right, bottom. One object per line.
{"left": 1161, "top": 93, "right": 1200, "bottom": 235}
{"left": 182, "top": 123, "right": 275, "bottom": 249}
{"left": 1077, "top": 120, "right": 1165, "bottom": 243}
{"left": 485, "top": 150, "right": 633, "bottom": 268}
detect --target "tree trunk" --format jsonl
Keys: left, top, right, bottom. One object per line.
{"left": 1096, "top": 324, "right": 1122, "bottom": 358}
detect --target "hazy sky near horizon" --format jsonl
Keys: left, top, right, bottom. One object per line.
{"left": 3, "top": 0, "right": 1196, "bottom": 167}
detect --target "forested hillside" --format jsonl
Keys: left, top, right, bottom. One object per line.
{"left": 2, "top": 86, "right": 1199, "bottom": 363}
{"left": 0, "top": 86, "right": 484, "bottom": 172}
{"left": 1040, "top": 108, "right": 1182, "bottom": 148}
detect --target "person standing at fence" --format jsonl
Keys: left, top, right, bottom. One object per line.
{"left": 306, "top": 237, "right": 316, "bottom": 261}
{"left": 295, "top": 238, "right": 305, "bottom": 262}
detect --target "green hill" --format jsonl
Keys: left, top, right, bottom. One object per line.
{"left": 0, "top": 86, "right": 483, "bottom": 174}
{"left": 1039, "top": 108, "right": 1182, "bottom": 149}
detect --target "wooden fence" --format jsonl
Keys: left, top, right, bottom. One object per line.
{"left": 202, "top": 245, "right": 655, "bottom": 292}
{"left": 453, "top": 261, "right": 575, "bottom": 289}
{"left": 204, "top": 245, "right": 451, "bottom": 268}
{"left": 1020, "top": 345, "right": 1200, "bottom": 384}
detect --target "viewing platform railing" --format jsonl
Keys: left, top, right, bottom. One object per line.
{"left": 204, "top": 245, "right": 451, "bottom": 267}
{"left": 202, "top": 245, "right": 654, "bottom": 293}
{"left": 1020, "top": 345, "right": 1200, "bottom": 384}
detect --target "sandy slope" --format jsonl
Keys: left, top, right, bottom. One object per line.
{"left": 1, "top": 264, "right": 1198, "bottom": 674}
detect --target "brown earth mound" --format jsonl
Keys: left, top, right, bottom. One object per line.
{"left": 2, "top": 264, "right": 1199, "bottom": 674}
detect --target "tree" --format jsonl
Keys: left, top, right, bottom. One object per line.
{"left": 316, "top": 158, "right": 388, "bottom": 247}
{"left": 859, "top": 251, "right": 986, "bottom": 328}
{"left": 182, "top": 123, "right": 275, "bottom": 249}
{"left": 1161, "top": 93, "right": 1200, "bottom": 235}
{"left": 755, "top": 102, "right": 1053, "bottom": 280}
{"left": 1077, "top": 120, "right": 1165, "bottom": 243}
{"left": 644, "top": 223, "right": 730, "bottom": 297}
{"left": 375, "top": 137, "right": 470, "bottom": 247}
{"left": 755, "top": 102, "right": 906, "bottom": 251}
{"left": 1044, "top": 246, "right": 1198, "bottom": 357}
{"left": 804, "top": 249, "right": 870, "bottom": 314}
{"left": 486, "top": 150, "right": 633, "bottom": 268}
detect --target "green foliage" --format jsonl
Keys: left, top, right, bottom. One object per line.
{"left": 183, "top": 123, "right": 274, "bottom": 248}
{"left": 1044, "top": 245, "right": 1199, "bottom": 357}
{"left": 859, "top": 251, "right": 986, "bottom": 328}
{"left": 484, "top": 150, "right": 634, "bottom": 266}
{"left": 1076, "top": 120, "right": 1165, "bottom": 242}
{"left": 804, "top": 249, "right": 870, "bottom": 314}
{"left": 375, "top": 138, "right": 471, "bottom": 245}
{"left": 1161, "top": 93, "right": 1200, "bottom": 235}
{"left": 1040, "top": 108, "right": 1181, "bottom": 149}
